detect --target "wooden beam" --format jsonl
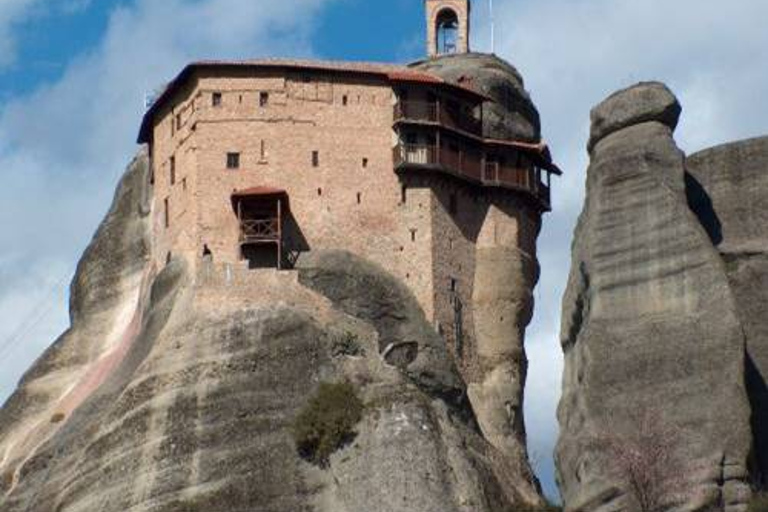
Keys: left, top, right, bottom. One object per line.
{"left": 237, "top": 199, "right": 243, "bottom": 260}
{"left": 277, "top": 197, "right": 283, "bottom": 270}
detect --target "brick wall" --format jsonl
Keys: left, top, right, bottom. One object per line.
{"left": 148, "top": 66, "right": 543, "bottom": 375}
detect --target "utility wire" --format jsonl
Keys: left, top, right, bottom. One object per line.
{"left": 0, "top": 275, "right": 69, "bottom": 364}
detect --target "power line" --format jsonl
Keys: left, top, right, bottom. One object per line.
{"left": 0, "top": 275, "right": 69, "bottom": 364}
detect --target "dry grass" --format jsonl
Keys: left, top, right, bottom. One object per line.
{"left": 50, "top": 412, "right": 66, "bottom": 423}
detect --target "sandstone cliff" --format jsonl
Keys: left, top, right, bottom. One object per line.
{"left": 413, "top": 53, "right": 544, "bottom": 496}
{"left": 686, "top": 136, "right": 768, "bottom": 488}
{"left": 557, "top": 83, "right": 756, "bottom": 511}
{"left": 0, "top": 157, "right": 542, "bottom": 509}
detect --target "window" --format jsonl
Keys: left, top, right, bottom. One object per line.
{"left": 356, "top": 192, "right": 362, "bottom": 204}
{"left": 410, "top": 228, "right": 417, "bottom": 242}
{"left": 317, "top": 188, "right": 322, "bottom": 196}
{"left": 312, "top": 151, "right": 319, "bottom": 167}
{"left": 362, "top": 158, "right": 368, "bottom": 168}
{"left": 401, "top": 185, "right": 407, "bottom": 204}
{"left": 175, "top": 113, "right": 182, "bottom": 130}
{"left": 182, "top": 177, "right": 187, "bottom": 191}
{"left": 169, "top": 156, "right": 176, "bottom": 185}
{"left": 212, "top": 92, "right": 222, "bottom": 107}
{"left": 227, "top": 152, "right": 240, "bottom": 169}
{"left": 342, "top": 95, "right": 348, "bottom": 106}
{"left": 164, "top": 198, "right": 170, "bottom": 228}
{"left": 450, "top": 278, "right": 457, "bottom": 293}
{"left": 260, "top": 92, "right": 269, "bottom": 107}
{"left": 260, "top": 140, "right": 267, "bottom": 161}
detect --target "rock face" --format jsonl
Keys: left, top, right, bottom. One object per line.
{"left": 412, "top": 52, "right": 542, "bottom": 142}
{"left": 0, "top": 152, "right": 542, "bottom": 510}
{"left": 411, "top": 52, "right": 546, "bottom": 502}
{"left": 687, "top": 136, "right": 768, "bottom": 487}
{"left": 557, "top": 83, "right": 753, "bottom": 511}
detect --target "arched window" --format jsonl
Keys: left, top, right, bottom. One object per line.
{"left": 436, "top": 9, "right": 459, "bottom": 54}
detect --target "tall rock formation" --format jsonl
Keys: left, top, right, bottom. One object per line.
{"left": 0, "top": 151, "right": 543, "bottom": 508}
{"left": 414, "top": 53, "right": 545, "bottom": 497}
{"left": 557, "top": 83, "right": 753, "bottom": 511}
{"left": 687, "top": 136, "right": 768, "bottom": 486}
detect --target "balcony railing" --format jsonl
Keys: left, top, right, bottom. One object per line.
{"left": 395, "top": 143, "right": 550, "bottom": 208}
{"left": 240, "top": 218, "right": 279, "bottom": 244}
{"left": 394, "top": 100, "right": 483, "bottom": 137}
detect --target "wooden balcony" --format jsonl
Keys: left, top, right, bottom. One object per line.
{"left": 239, "top": 218, "right": 280, "bottom": 244}
{"left": 394, "top": 100, "right": 483, "bottom": 137}
{"left": 395, "top": 143, "right": 551, "bottom": 209}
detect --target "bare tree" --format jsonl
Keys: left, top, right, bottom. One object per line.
{"left": 598, "top": 410, "right": 687, "bottom": 512}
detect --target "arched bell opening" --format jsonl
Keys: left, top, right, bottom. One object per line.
{"left": 435, "top": 8, "right": 460, "bottom": 55}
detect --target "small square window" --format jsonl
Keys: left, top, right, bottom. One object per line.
{"left": 312, "top": 151, "right": 319, "bottom": 167}
{"left": 260, "top": 92, "right": 269, "bottom": 107}
{"left": 227, "top": 152, "right": 240, "bottom": 169}
{"left": 212, "top": 92, "right": 222, "bottom": 107}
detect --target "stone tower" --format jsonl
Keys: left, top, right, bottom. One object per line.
{"left": 425, "top": 0, "right": 470, "bottom": 57}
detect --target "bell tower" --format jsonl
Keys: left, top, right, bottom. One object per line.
{"left": 426, "top": 0, "right": 470, "bottom": 57}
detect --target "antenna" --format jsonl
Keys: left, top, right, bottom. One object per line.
{"left": 489, "top": 0, "right": 495, "bottom": 54}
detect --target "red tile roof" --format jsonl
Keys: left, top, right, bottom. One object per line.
{"left": 137, "top": 58, "right": 488, "bottom": 143}
{"left": 232, "top": 186, "right": 288, "bottom": 198}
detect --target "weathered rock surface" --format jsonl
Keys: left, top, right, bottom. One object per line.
{"left": 687, "top": 136, "right": 768, "bottom": 487}
{"left": 557, "top": 84, "right": 753, "bottom": 511}
{"left": 411, "top": 52, "right": 546, "bottom": 502}
{"left": 0, "top": 149, "right": 152, "bottom": 495}
{"left": 587, "top": 81, "right": 681, "bottom": 153}
{"left": 0, "top": 154, "right": 542, "bottom": 510}
{"left": 412, "top": 52, "right": 542, "bottom": 142}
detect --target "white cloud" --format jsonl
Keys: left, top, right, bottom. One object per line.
{"left": 472, "top": 0, "right": 768, "bottom": 499}
{"left": 0, "top": 0, "right": 334, "bottom": 404}
{"left": 0, "top": 0, "right": 92, "bottom": 68}
{"left": 0, "top": 0, "right": 42, "bottom": 67}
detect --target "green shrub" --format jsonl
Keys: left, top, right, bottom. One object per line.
{"left": 331, "top": 331, "right": 364, "bottom": 357}
{"left": 749, "top": 493, "right": 768, "bottom": 512}
{"left": 292, "top": 381, "right": 364, "bottom": 466}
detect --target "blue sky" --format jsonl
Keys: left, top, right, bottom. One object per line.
{"left": 1, "top": 0, "right": 768, "bottom": 503}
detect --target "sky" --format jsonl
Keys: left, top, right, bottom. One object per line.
{"left": 0, "top": 0, "right": 767, "bottom": 502}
